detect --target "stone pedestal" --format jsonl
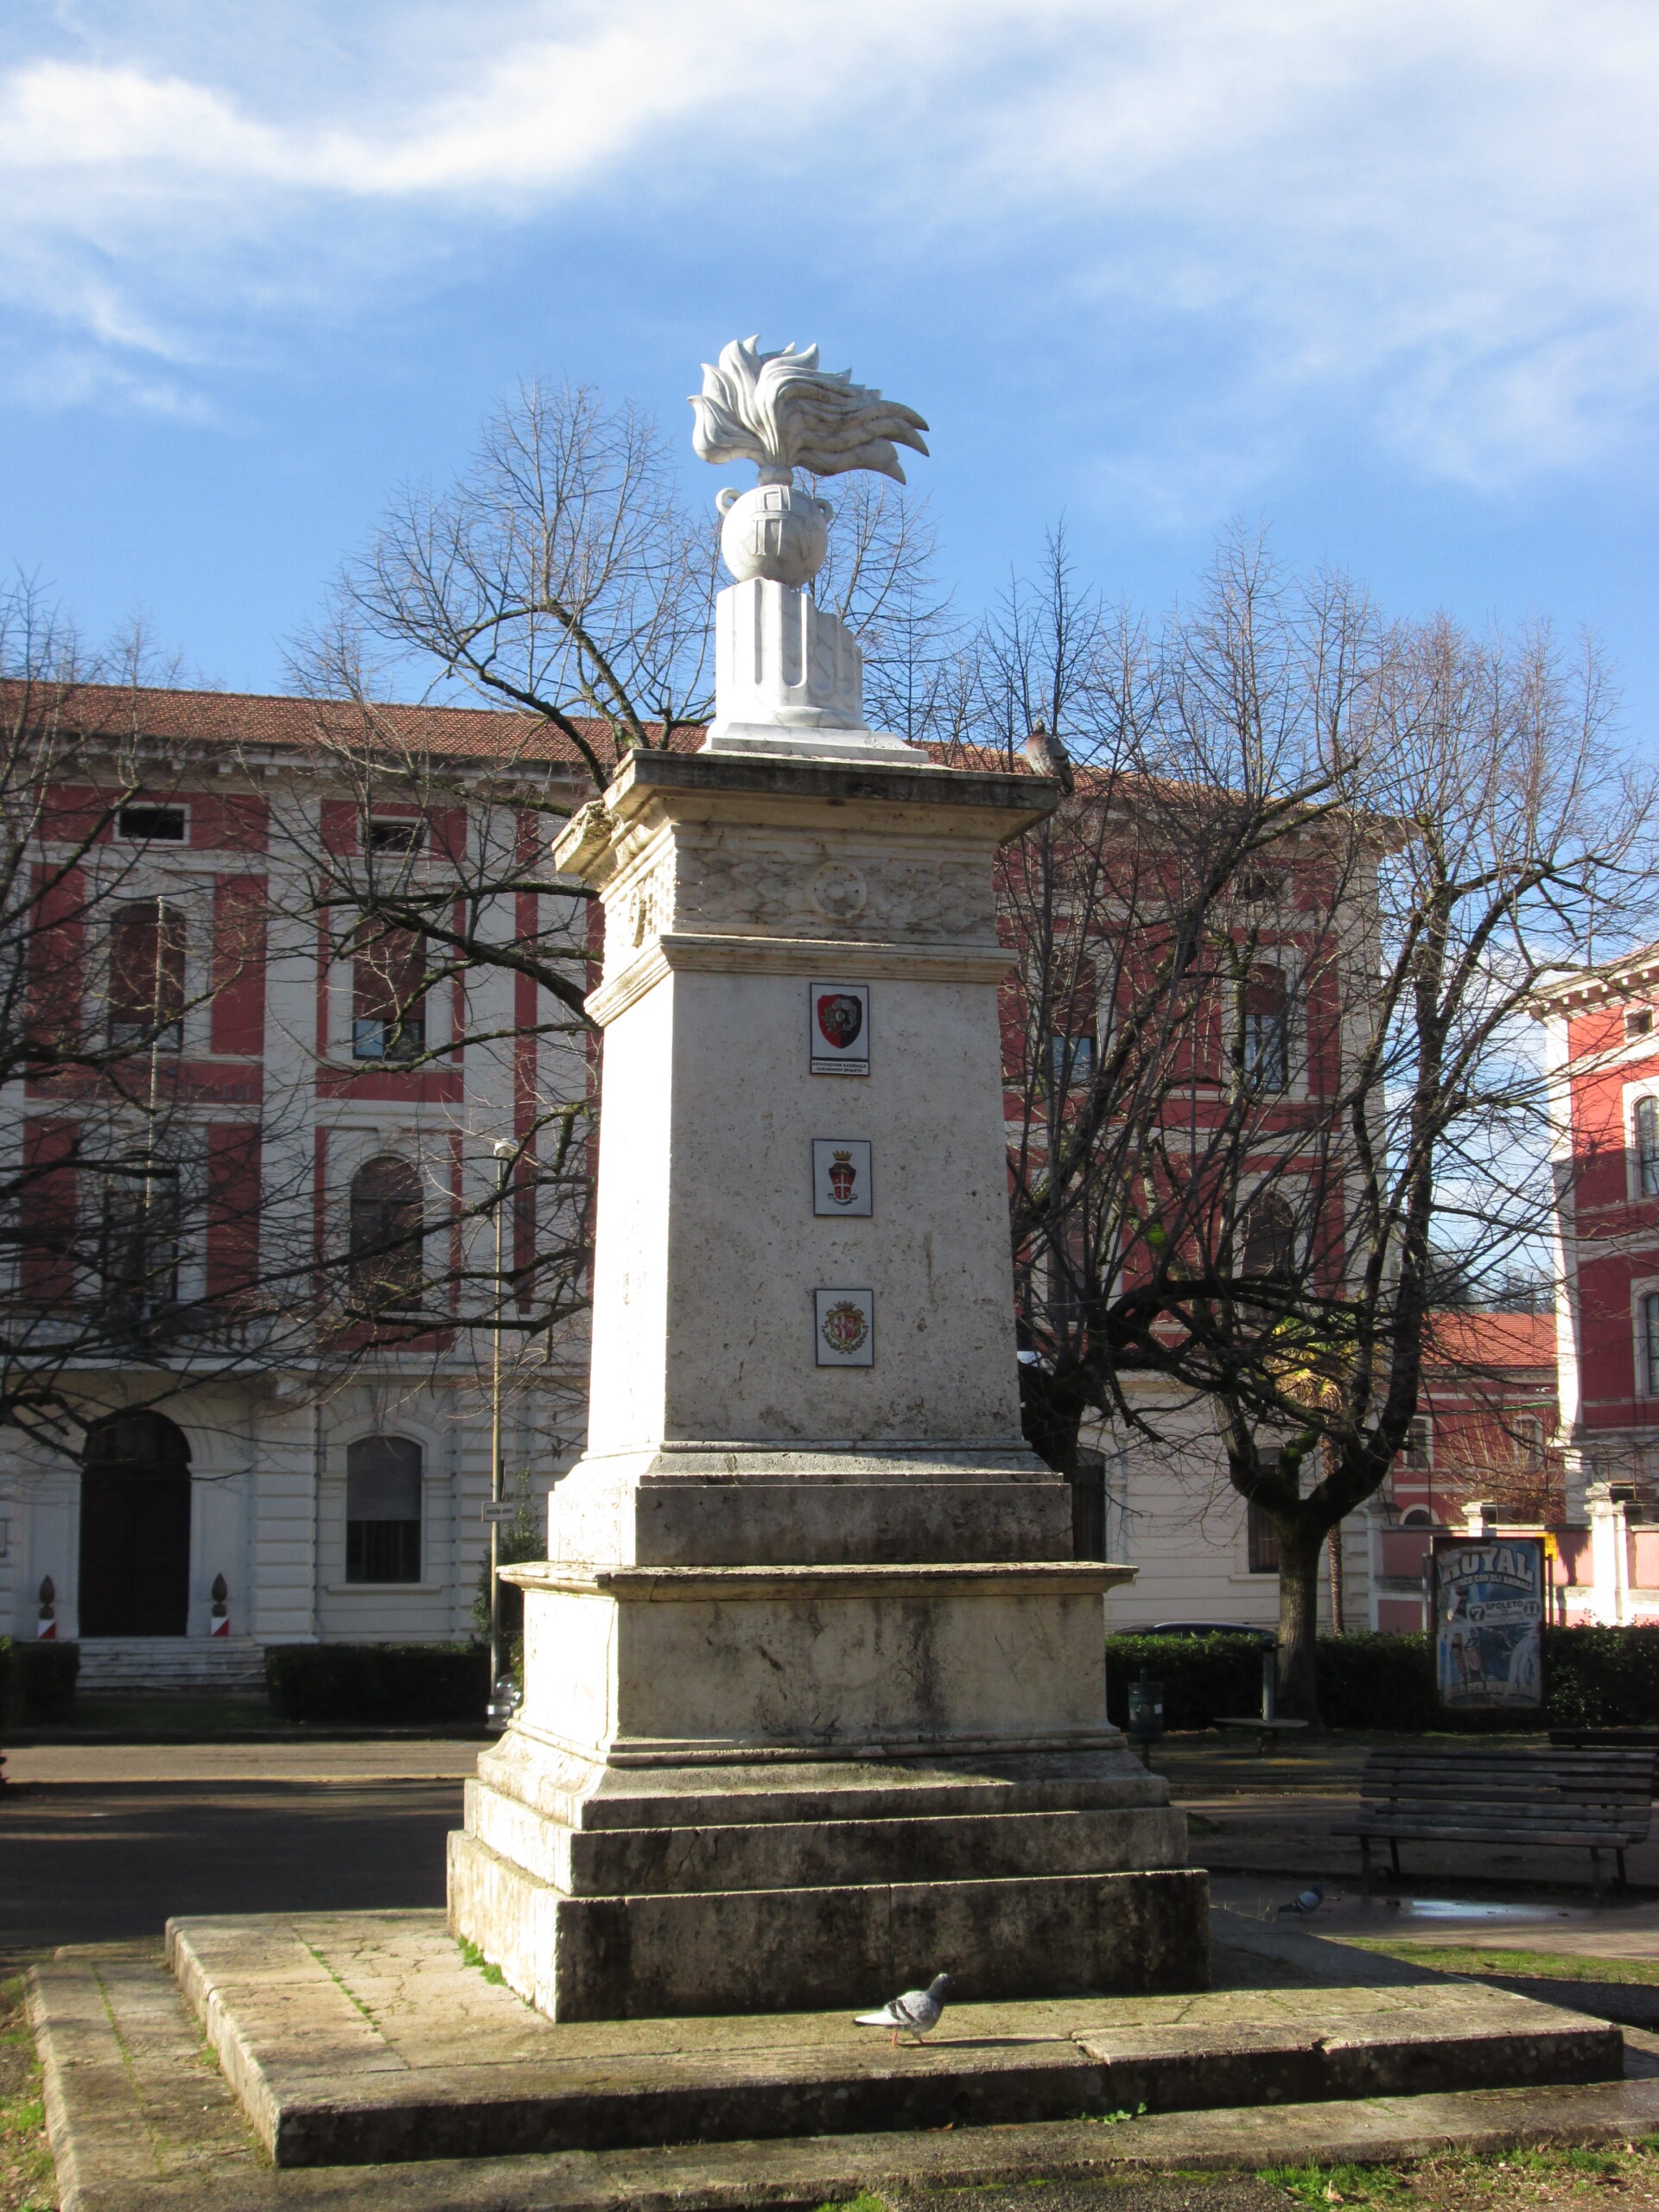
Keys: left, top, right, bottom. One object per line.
{"left": 707, "top": 576, "right": 918, "bottom": 760}
{"left": 448, "top": 746, "right": 1209, "bottom": 2018}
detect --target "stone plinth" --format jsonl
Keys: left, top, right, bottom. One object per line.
{"left": 707, "top": 577, "right": 916, "bottom": 759}
{"left": 448, "top": 748, "right": 1209, "bottom": 2017}
{"left": 162, "top": 1910, "right": 1624, "bottom": 2167}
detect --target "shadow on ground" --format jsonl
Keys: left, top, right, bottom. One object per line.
{"left": 0, "top": 1779, "right": 461, "bottom": 1967}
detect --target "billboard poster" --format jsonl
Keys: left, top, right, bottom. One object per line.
{"left": 1430, "top": 1535, "right": 1544, "bottom": 1711}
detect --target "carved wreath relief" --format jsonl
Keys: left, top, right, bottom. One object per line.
{"left": 679, "top": 846, "right": 984, "bottom": 941}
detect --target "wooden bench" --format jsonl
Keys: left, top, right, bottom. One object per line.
{"left": 1332, "top": 1745, "right": 1655, "bottom": 1895}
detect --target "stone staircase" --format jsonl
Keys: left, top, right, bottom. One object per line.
{"left": 75, "top": 1637, "right": 268, "bottom": 1696}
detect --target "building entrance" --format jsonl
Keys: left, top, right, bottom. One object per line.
{"left": 78, "top": 1411, "right": 192, "bottom": 1636}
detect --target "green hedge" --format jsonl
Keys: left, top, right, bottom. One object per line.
{"left": 1103, "top": 1634, "right": 1272, "bottom": 1732}
{"left": 0, "top": 1638, "right": 79, "bottom": 1725}
{"left": 1106, "top": 1626, "right": 1659, "bottom": 1732}
{"left": 1544, "top": 1626, "right": 1659, "bottom": 1727}
{"left": 264, "top": 1642, "right": 489, "bottom": 1726}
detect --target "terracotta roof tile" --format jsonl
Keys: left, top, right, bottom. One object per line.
{"left": 0, "top": 678, "right": 703, "bottom": 772}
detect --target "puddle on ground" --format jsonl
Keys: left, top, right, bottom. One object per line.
{"left": 1386, "top": 1897, "right": 1583, "bottom": 1923}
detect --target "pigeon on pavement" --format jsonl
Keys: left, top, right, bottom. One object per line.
{"left": 1277, "top": 1886, "right": 1325, "bottom": 1915}
{"left": 855, "top": 1973, "right": 952, "bottom": 2047}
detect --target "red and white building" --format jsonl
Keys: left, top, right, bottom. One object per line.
{"left": 0, "top": 684, "right": 592, "bottom": 1686}
{"left": 8, "top": 682, "right": 1655, "bottom": 1680}
{"left": 1534, "top": 949, "right": 1659, "bottom": 1626}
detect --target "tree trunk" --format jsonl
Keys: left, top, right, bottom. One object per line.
{"left": 1275, "top": 1528, "right": 1324, "bottom": 1720}
{"left": 1018, "top": 1363, "right": 1087, "bottom": 1477}
{"left": 1326, "top": 1523, "right": 1344, "bottom": 1635}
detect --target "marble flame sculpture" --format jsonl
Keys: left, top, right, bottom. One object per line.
{"left": 690, "top": 336, "right": 930, "bottom": 485}
{"left": 690, "top": 337, "right": 931, "bottom": 760}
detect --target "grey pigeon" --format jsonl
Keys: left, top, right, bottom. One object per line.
{"left": 1277, "top": 1885, "right": 1324, "bottom": 1916}
{"left": 1023, "top": 724, "right": 1074, "bottom": 794}
{"left": 855, "top": 1972, "right": 952, "bottom": 2047}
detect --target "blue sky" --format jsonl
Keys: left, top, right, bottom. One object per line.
{"left": 4, "top": 1, "right": 1658, "bottom": 732}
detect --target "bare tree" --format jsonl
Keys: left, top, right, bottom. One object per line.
{"left": 982, "top": 536, "right": 1656, "bottom": 1713}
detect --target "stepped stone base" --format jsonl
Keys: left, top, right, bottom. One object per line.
{"left": 75, "top": 1636, "right": 267, "bottom": 1695}
{"left": 163, "top": 1910, "right": 1625, "bottom": 2169}
{"left": 448, "top": 1725, "right": 1206, "bottom": 2020}
{"left": 449, "top": 1832, "right": 1207, "bottom": 2022}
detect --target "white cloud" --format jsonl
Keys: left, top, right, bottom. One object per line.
{"left": 3, "top": 0, "right": 1659, "bottom": 486}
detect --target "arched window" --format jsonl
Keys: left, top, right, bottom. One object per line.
{"left": 1239, "top": 965, "right": 1290, "bottom": 1090}
{"left": 1401, "top": 1507, "right": 1434, "bottom": 1529}
{"left": 1240, "top": 1192, "right": 1297, "bottom": 1280}
{"left": 345, "top": 1434, "right": 423, "bottom": 1583}
{"left": 1636, "top": 1096, "right": 1659, "bottom": 1198}
{"left": 108, "top": 900, "right": 186, "bottom": 1052}
{"left": 348, "top": 1155, "right": 425, "bottom": 1311}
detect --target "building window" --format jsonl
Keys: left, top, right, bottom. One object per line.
{"left": 98, "top": 1160, "right": 181, "bottom": 1314}
{"left": 1636, "top": 1097, "right": 1659, "bottom": 1197}
{"left": 345, "top": 1434, "right": 422, "bottom": 1583}
{"left": 1401, "top": 1506, "right": 1433, "bottom": 1529}
{"left": 1239, "top": 967, "right": 1290, "bottom": 1090}
{"left": 1247, "top": 1503, "right": 1281, "bottom": 1573}
{"left": 1629, "top": 1009, "right": 1654, "bottom": 1040}
{"left": 365, "top": 817, "right": 425, "bottom": 856}
{"left": 116, "top": 804, "right": 187, "bottom": 844}
{"left": 1048, "top": 1033, "right": 1096, "bottom": 1089}
{"left": 1512, "top": 1414, "right": 1545, "bottom": 1463}
{"left": 1399, "top": 1418, "right": 1432, "bottom": 1471}
{"left": 352, "top": 923, "right": 427, "bottom": 1062}
{"left": 1239, "top": 1191, "right": 1297, "bottom": 1280}
{"left": 348, "top": 1155, "right": 425, "bottom": 1312}
{"left": 107, "top": 900, "right": 186, "bottom": 1052}
{"left": 1643, "top": 1293, "right": 1659, "bottom": 1398}
{"left": 1233, "top": 866, "right": 1289, "bottom": 906}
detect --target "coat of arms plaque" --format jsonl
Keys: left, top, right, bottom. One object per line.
{"left": 809, "top": 981, "right": 870, "bottom": 1076}
{"left": 814, "top": 1287, "right": 875, "bottom": 1366}
{"left": 812, "top": 1138, "right": 874, "bottom": 1217}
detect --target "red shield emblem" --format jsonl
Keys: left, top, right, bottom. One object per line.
{"left": 821, "top": 1300, "right": 869, "bottom": 1356}
{"left": 817, "top": 993, "right": 863, "bottom": 1052}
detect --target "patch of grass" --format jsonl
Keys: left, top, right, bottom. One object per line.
{"left": 1262, "top": 2159, "right": 1413, "bottom": 2207}
{"left": 0, "top": 1975, "right": 54, "bottom": 2212}
{"left": 1083, "top": 2102, "right": 1148, "bottom": 2126}
{"left": 1261, "top": 2140, "right": 1659, "bottom": 2209}
{"left": 815, "top": 2195, "right": 887, "bottom": 2212}
{"left": 1341, "top": 1940, "right": 1659, "bottom": 1987}
{"left": 458, "top": 1938, "right": 505, "bottom": 1988}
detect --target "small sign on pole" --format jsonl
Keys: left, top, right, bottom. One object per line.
{"left": 481, "top": 1502, "right": 518, "bottom": 1524}
{"left": 1431, "top": 1535, "right": 1544, "bottom": 1712}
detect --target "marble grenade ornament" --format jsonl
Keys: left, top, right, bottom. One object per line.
{"left": 716, "top": 480, "right": 831, "bottom": 588}
{"left": 690, "top": 336, "right": 929, "bottom": 589}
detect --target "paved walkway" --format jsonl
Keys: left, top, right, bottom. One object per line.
{"left": 0, "top": 1770, "right": 463, "bottom": 1969}
{"left": 3, "top": 1738, "right": 484, "bottom": 1783}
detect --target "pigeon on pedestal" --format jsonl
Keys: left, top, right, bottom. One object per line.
{"left": 855, "top": 1973, "right": 952, "bottom": 2047}
{"left": 1023, "top": 724, "right": 1074, "bottom": 793}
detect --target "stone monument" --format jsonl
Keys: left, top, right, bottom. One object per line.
{"left": 448, "top": 337, "right": 1208, "bottom": 2021}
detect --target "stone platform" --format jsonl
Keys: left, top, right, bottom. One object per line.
{"left": 166, "top": 1910, "right": 1622, "bottom": 2171}
{"left": 449, "top": 1736, "right": 1203, "bottom": 2019}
